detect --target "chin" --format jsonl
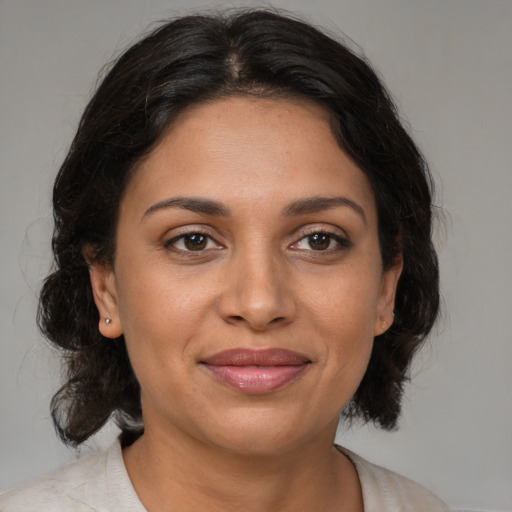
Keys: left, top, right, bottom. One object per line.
{"left": 211, "top": 432, "right": 306, "bottom": 458}
{"left": 197, "top": 407, "right": 337, "bottom": 458}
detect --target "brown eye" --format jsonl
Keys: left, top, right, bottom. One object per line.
{"left": 307, "top": 233, "right": 331, "bottom": 250}
{"left": 183, "top": 234, "right": 208, "bottom": 251}
{"left": 290, "top": 231, "right": 351, "bottom": 253}
{"left": 166, "top": 232, "right": 220, "bottom": 252}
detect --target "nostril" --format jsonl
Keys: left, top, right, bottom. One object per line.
{"left": 218, "top": 285, "right": 296, "bottom": 330}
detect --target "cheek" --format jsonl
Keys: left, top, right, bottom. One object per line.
{"left": 302, "top": 264, "right": 380, "bottom": 368}
{"left": 114, "top": 260, "right": 219, "bottom": 369}
{"left": 306, "top": 263, "right": 381, "bottom": 329}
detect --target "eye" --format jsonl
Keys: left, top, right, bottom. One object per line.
{"left": 165, "top": 232, "right": 221, "bottom": 252}
{"left": 291, "top": 231, "right": 350, "bottom": 252}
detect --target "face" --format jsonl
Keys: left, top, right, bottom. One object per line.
{"left": 90, "top": 97, "right": 401, "bottom": 455}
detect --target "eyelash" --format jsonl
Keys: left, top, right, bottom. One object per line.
{"left": 163, "top": 227, "right": 351, "bottom": 255}
{"left": 291, "top": 230, "right": 351, "bottom": 252}
{"left": 164, "top": 230, "right": 222, "bottom": 253}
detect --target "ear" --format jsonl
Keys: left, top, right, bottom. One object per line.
{"left": 374, "top": 256, "right": 403, "bottom": 336}
{"left": 86, "top": 254, "right": 123, "bottom": 339}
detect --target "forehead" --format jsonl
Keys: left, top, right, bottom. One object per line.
{"left": 123, "top": 97, "right": 376, "bottom": 220}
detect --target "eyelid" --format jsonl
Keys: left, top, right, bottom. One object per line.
{"left": 161, "top": 223, "right": 351, "bottom": 253}
{"left": 163, "top": 226, "right": 224, "bottom": 251}
{"left": 289, "top": 224, "right": 352, "bottom": 250}
{"left": 291, "top": 224, "right": 350, "bottom": 241}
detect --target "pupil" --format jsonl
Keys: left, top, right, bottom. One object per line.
{"left": 309, "top": 233, "right": 330, "bottom": 250}
{"left": 185, "top": 234, "right": 207, "bottom": 250}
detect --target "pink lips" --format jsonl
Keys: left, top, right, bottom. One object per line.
{"left": 201, "top": 348, "right": 310, "bottom": 394}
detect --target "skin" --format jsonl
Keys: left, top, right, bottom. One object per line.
{"left": 89, "top": 97, "right": 402, "bottom": 512}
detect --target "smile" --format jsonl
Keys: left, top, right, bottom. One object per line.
{"left": 200, "top": 348, "right": 311, "bottom": 394}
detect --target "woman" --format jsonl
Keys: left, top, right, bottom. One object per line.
{"left": 0, "top": 9, "right": 449, "bottom": 511}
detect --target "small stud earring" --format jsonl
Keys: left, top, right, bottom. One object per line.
{"left": 105, "top": 318, "right": 112, "bottom": 325}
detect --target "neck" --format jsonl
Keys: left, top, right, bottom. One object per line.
{"left": 122, "top": 420, "right": 363, "bottom": 512}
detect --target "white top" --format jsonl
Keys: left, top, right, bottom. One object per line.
{"left": 0, "top": 440, "right": 450, "bottom": 511}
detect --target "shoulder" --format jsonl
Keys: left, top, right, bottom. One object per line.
{"left": 337, "top": 446, "right": 452, "bottom": 512}
{"left": 0, "top": 447, "right": 109, "bottom": 512}
{"left": 0, "top": 439, "right": 144, "bottom": 512}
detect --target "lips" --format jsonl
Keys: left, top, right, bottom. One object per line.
{"left": 200, "top": 348, "right": 310, "bottom": 394}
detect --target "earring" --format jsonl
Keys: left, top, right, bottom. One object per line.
{"left": 105, "top": 318, "right": 112, "bottom": 325}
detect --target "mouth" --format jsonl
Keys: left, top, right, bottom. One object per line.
{"left": 200, "top": 348, "right": 311, "bottom": 394}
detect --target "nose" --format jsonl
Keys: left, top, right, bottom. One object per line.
{"left": 217, "top": 250, "right": 296, "bottom": 332}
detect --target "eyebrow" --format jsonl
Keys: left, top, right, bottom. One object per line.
{"left": 141, "top": 197, "right": 230, "bottom": 221}
{"left": 283, "top": 196, "right": 366, "bottom": 224}
{"left": 141, "top": 195, "right": 366, "bottom": 224}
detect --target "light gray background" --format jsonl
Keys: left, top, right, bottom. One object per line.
{"left": 1, "top": 1, "right": 511, "bottom": 511}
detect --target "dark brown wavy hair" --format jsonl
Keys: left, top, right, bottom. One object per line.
{"left": 38, "top": 9, "right": 439, "bottom": 447}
